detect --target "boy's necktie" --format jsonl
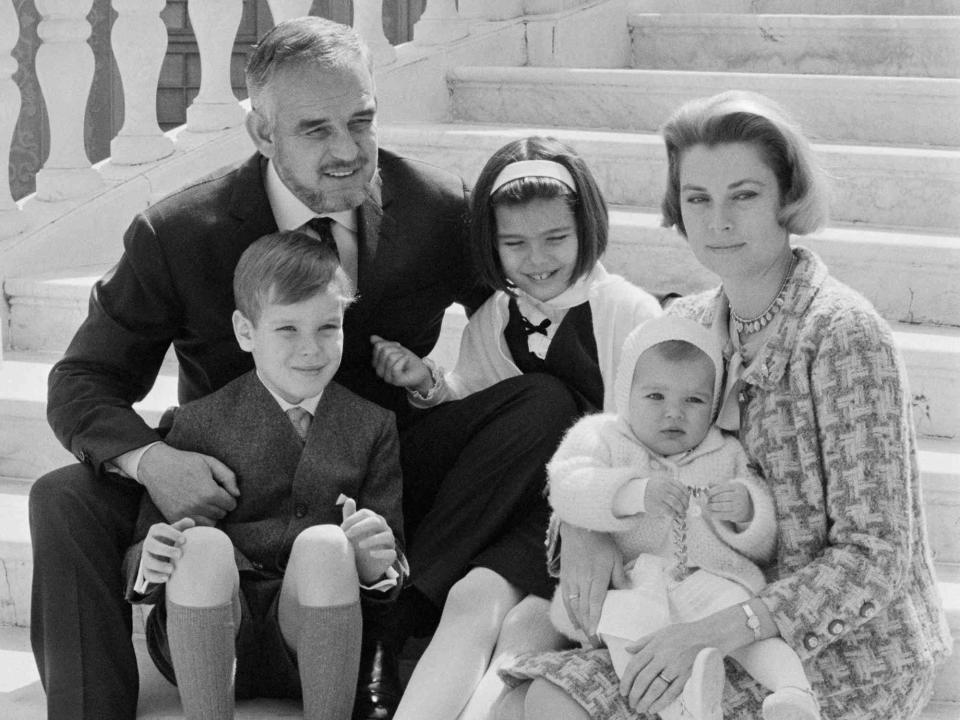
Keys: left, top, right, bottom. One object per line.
{"left": 286, "top": 406, "right": 312, "bottom": 443}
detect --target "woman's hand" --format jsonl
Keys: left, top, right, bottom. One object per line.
{"left": 620, "top": 622, "right": 708, "bottom": 715}
{"left": 558, "top": 523, "right": 626, "bottom": 645}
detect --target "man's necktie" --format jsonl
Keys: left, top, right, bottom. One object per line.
{"left": 286, "top": 406, "right": 312, "bottom": 443}
{"left": 306, "top": 216, "right": 340, "bottom": 259}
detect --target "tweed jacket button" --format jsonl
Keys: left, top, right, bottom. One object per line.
{"left": 803, "top": 633, "right": 820, "bottom": 650}
{"left": 294, "top": 503, "right": 307, "bottom": 518}
{"left": 828, "top": 619, "right": 845, "bottom": 636}
{"left": 76, "top": 450, "right": 86, "bottom": 463}
{"left": 252, "top": 561, "right": 263, "bottom": 570}
{"left": 859, "top": 602, "right": 876, "bottom": 618}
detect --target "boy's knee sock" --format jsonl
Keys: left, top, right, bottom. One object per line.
{"left": 166, "top": 600, "right": 236, "bottom": 720}
{"left": 297, "top": 601, "right": 362, "bottom": 720}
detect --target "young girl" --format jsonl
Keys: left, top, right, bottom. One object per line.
{"left": 502, "top": 315, "right": 819, "bottom": 720}
{"left": 371, "top": 136, "right": 662, "bottom": 720}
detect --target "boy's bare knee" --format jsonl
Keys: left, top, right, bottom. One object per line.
{"left": 167, "top": 526, "right": 236, "bottom": 606}
{"left": 498, "top": 596, "right": 559, "bottom": 652}
{"left": 287, "top": 525, "right": 358, "bottom": 605}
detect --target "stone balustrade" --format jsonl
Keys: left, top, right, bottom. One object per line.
{"left": 0, "top": 0, "right": 602, "bottom": 306}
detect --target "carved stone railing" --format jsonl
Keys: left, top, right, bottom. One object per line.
{"left": 0, "top": 0, "right": 608, "bottom": 291}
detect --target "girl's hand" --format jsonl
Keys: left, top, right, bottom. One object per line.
{"left": 644, "top": 475, "right": 689, "bottom": 517}
{"left": 142, "top": 517, "right": 196, "bottom": 585}
{"left": 370, "top": 335, "right": 433, "bottom": 394}
{"left": 341, "top": 498, "right": 397, "bottom": 584}
{"left": 621, "top": 622, "right": 708, "bottom": 715}
{"left": 707, "top": 481, "right": 753, "bottom": 523}
{"left": 559, "top": 523, "right": 627, "bottom": 645}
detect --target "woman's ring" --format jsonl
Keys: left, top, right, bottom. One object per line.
{"left": 567, "top": 593, "right": 580, "bottom": 600}
{"left": 656, "top": 672, "right": 675, "bottom": 684}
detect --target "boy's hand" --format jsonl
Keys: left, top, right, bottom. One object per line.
{"left": 340, "top": 498, "right": 397, "bottom": 585}
{"left": 643, "top": 475, "right": 689, "bottom": 517}
{"left": 369, "top": 335, "right": 433, "bottom": 395}
{"left": 706, "top": 481, "right": 753, "bottom": 523}
{"left": 140, "top": 443, "right": 239, "bottom": 526}
{"left": 142, "top": 517, "right": 196, "bottom": 585}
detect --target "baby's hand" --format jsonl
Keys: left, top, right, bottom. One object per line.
{"left": 369, "top": 335, "right": 433, "bottom": 394}
{"left": 142, "top": 517, "right": 196, "bottom": 585}
{"left": 706, "top": 481, "right": 753, "bottom": 523}
{"left": 340, "top": 498, "right": 397, "bottom": 584}
{"left": 643, "top": 475, "right": 689, "bottom": 517}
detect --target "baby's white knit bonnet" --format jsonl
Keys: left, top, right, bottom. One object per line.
{"left": 613, "top": 315, "right": 725, "bottom": 420}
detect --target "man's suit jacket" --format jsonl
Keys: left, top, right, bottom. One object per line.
{"left": 48, "top": 150, "right": 480, "bottom": 473}
{"left": 124, "top": 371, "right": 407, "bottom": 601}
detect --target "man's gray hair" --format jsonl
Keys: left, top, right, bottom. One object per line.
{"left": 245, "top": 16, "right": 373, "bottom": 106}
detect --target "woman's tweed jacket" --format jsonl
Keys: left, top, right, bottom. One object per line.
{"left": 669, "top": 246, "right": 951, "bottom": 719}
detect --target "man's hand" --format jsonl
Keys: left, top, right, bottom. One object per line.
{"left": 138, "top": 443, "right": 239, "bottom": 526}
{"left": 559, "top": 523, "right": 627, "bottom": 645}
{"left": 341, "top": 498, "right": 397, "bottom": 585}
{"left": 370, "top": 335, "right": 433, "bottom": 395}
{"left": 706, "top": 481, "right": 753, "bottom": 523}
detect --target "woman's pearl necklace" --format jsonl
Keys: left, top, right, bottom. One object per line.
{"left": 731, "top": 254, "right": 797, "bottom": 336}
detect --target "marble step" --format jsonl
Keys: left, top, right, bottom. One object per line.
{"left": 628, "top": 0, "right": 960, "bottom": 14}
{"left": 6, "top": 216, "right": 960, "bottom": 347}
{"left": 448, "top": 66, "right": 960, "bottom": 147}
{"left": 3, "top": 620, "right": 955, "bottom": 718}
{"left": 0, "top": 352, "right": 179, "bottom": 483}
{"left": 602, "top": 207, "right": 960, "bottom": 329}
{"left": 383, "top": 120, "right": 960, "bottom": 235}
{"left": 628, "top": 13, "right": 960, "bottom": 78}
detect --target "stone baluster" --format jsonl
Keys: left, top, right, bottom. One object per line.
{"left": 265, "top": 0, "right": 313, "bottom": 23}
{"left": 110, "top": 0, "right": 174, "bottom": 165}
{"left": 185, "top": 0, "right": 245, "bottom": 132}
{"left": 0, "top": 0, "right": 25, "bottom": 232}
{"left": 354, "top": 1, "right": 396, "bottom": 66}
{"left": 33, "top": 0, "right": 103, "bottom": 201}
{"left": 414, "top": 0, "right": 469, "bottom": 45}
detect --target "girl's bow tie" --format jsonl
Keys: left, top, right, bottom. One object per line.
{"left": 521, "top": 316, "right": 552, "bottom": 336}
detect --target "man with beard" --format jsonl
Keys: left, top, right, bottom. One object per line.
{"left": 30, "top": 16, "right": 580, "bottom": 720}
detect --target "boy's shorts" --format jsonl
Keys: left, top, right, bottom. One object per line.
{"left": 145, "top": 569, "right": 301, "bottom": 699}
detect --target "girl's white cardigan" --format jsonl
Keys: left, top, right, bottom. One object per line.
{"left": 410, "top": 265, "right": 662, "bottom": 411}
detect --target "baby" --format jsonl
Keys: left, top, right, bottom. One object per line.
{"left": 541, "top": 315, "right": 819, "bottom": 720}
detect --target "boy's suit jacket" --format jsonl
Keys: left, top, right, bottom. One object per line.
{"left": 47, "top": 150, "right": 482, "bottom": 474}
{"left": 124, "top": 371, "right": 407, "bottom": 603}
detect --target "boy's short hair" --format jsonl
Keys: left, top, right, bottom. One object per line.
{"left": 233, "top": 230, "right": 355, "bottom": 324}
{"left": 470, "top": 136, "right": 608, "bottom": 293}
{"left": 660, "top": 90, "right": 829, "bottom": 237}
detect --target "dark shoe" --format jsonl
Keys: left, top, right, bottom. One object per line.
{"left": 352, "top": 640, "right": 402, "bottom": 720}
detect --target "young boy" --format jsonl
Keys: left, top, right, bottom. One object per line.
{"left": 123, "top": 231, "right": 407, "bottom": 720}
{"left": 502, "top": 315, "right": 819, "bottom": 720}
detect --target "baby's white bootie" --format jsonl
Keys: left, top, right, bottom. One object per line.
{"left": 762, "top": 686, "right": 821, "bottom": 720}
{"left": 660, "top": 647, "right": 725, "bottom": 720}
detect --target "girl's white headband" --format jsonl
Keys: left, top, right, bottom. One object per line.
{"left": 490, "top": 160, "right": 576, "bottom": 194}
